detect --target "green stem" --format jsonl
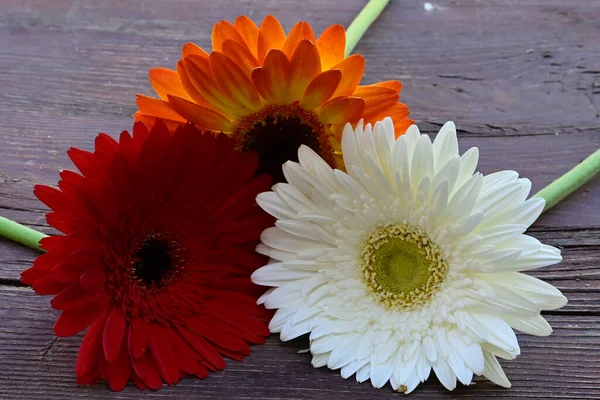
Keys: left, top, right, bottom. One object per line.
{"left": 345, "top": 0, "right": 391, "bottom": 56}
{"left": 534, "top": 148, "right": 600, "bottom": 212}
{"left": 0, "top": 216, "right": 47, "bottom": 251}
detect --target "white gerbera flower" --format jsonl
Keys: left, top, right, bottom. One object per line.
{"left": 251, "top": 118, "right": 567, "bottom": 393}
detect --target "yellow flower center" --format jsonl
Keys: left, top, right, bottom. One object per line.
{"left": 231, "top": 103, "right": 334, "bottom": 181}
{"left": 360, "top": 224, "right": 448, "bottom": 310}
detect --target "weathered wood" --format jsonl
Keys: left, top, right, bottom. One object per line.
{"left": 0, "top": 285, "right": 599, "bottom": 399}
{"left": 1, "top": 0, "right": 599, "bottom": 134}
{"left": 1, "top": 0, "right": 599, "bottom": 398}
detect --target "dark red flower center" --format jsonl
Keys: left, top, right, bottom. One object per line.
{"left": 232, "top": 104, "right": 334, "bottom": 182}
{"left": 132, "top": 236, "right": 177, "bottom": 287}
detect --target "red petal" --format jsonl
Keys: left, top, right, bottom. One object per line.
{"left": 129, "top": 320, "right": 150, "bottom": 359}
{"left": 75, "top": 317, "right": 104, "bottom": 378}
{"left": 176, "top": 326, "right": 225, "bottom": 371}
{"left": 103, "top": 306, "right": 127, "bottom": 363}
{"left": 148, "top": 325, "right": 179, "bottom": 385}
{"left": 67, "top": 147, "right": 95, "bottom": 177}
{"left": 54, "top": 295, "right": 108, "bottom": 337}
{"left": 79, "top": 265, "right": 106, "bottom": 291}
{"left": 32, "top": 276, "right": 68, "bottom": 295}
{"left": 166, "top": 329, "right": 201, "bottom": 375}
{"left": 34, "top": 185, "right": 70, "bottom": 211}
{"left": 54, "top": 309, "right": 100, "bottom": 337}
{"left": 108, "top": 342, "right": 131, "bottom": 391}
{"left": 132, "top": 353, "right": 163, "bottom": 390}
{"left": 50, "top": 282, "right": 97, "bottom": 310}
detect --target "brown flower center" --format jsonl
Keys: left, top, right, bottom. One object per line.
{"left": 131, "top": 234, "right": 181, "bottom": 289}
{"left": 232, "top": 103, "right": 334, "bottom": 182}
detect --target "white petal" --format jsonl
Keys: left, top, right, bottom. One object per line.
{"left": 251, "top": 262, "right": 314, "bottom": 285}
{"left": 341, "top": 358, "right": 369, "bottom": 379}
{"left": 482, "top": 197, "right": 545, "bottom": 228}
{"left": 433, "top": 359, "right": 457, "bottom": 390}
{"left": 311, "top": 352, "right": 329, "bottom": 368}
{"left": 447, "top": 349, "right": 473, "bottom": 386}
{"left": 256, "top": 191, "right": 295, "bottom": 219}
{"left": 327, "top": 335, "right": 362, "bottom": 370}
{"left": 482, "top": 351, "right": 511, "bottom": 388}
{"left": 423, "top": 336, "right": 438, "bottom": 363}
{"left": 503, "top": 314, "right": 553, "bottom": 336}
{"left": 471, "top": 314, "right": 520, "bottom": 357}
{"left": 431, "top": 157, "right": 460, "bottom": 195}
{"left": 411, "top": 134, "right": 434, "bottom": 189}
{"left": 261, "top": 227, "right": 328, "bottom": 253}
{"left": 280, "top": 319, "right": 312, "bottom": 341}
{"left": 341, "top": 122, "right": 363, "bottom": 172}
{"left": 370, "top": 362, "right": 393, "bottom": 389}
{"left": 496, "top": 245, "right": 562, "bottom": 272}
{"left": 456, "top": 147, "right": 479, "bottom": 191}
{"left": 486, "top": 272, "right": 567, "bottom": 310}
{"left": 432, "top": 121, "right": 459, "bottom": 169}
{"left": 447, "top": 330, "right": 485, "bottom": 375}
{"left": 275, "top": 183, "right": 316, "bottom": 213}
{"left": 474, "top": 224, "right": 527, "bottom": 244}
{"left": 356, "top": 363, "right": 371, "bottom": 383}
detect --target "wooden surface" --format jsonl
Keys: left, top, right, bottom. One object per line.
{"left": 1, "top": 0, "right": 599, "bottom": 398}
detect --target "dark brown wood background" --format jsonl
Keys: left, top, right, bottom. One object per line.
{"left": 1, "top": 0, "right": 599, "bottom": 398}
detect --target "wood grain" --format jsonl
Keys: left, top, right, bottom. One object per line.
{"left": 1, "top": 285, "right": 599, "bottom": 399}
{"left": 0, "top": 0, "right": 599, "bottom": 398}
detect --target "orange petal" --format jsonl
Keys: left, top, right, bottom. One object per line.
{"left": 251, "top": 50, "right": 290, "bottom": 104}
{"left": 182, "top": 55, "right": 244, "bottom": 119}
{"left": 209, "top": 52, "right": 261, "bottom": 114}
{"left": 257, "top": 15, "right": 286, "bottom": 63}
{"left": 182, "top": 42, "right": 208, "bottom": 58}
{"left": 353, "top": 85, "right": 400, "bottom": 121}
{"left": 373, "top": 80, "right": 402, "bottom": 92}
{"left": 385, "top": 103, "right": 413, "bottom": 137}
{"left": 316, "top": 24, "right": 346, "bottom": 70}
{"left": 212, "top": 20, "right": 246, "bottom": 52}
{"left": 288, "top": 39, "right": 321, "bottom": 102}
{"left": 167, "top": 95, "right": 234, "bottom": 132}
{"left": 234, "top": 16, "right": 260, "bottom": 57}
{"left": 394, "top": 117, "right": 414, "bottom": 137}
{"left": 176, "top": 59, "right": 219, "bottom": 113}
{"left": 134, "top": 114, "right": 184, "bottom": 132}
{"left": 221, "top": 39, "right": 260, "bottom": 77}
{"left": 301, "top": 70, "right": 341, "bottom": 110}
{"left": 319, "top": 97, "right": 366, "bottom": 126}
{"left": 331, "top": 54, "right": 365, "bottom": 98}
{"left": 136, "top": 95, "right": 187, "bottom": 122}
{"left": 149, "top": 68, "right": 191, "bottom": 101}
{"left": 281, "top": 21, "right": 316, "bottom": 59}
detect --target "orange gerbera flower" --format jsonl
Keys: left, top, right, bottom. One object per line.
{"left": 135, "top": 15, "right": 412, "bottom": 180}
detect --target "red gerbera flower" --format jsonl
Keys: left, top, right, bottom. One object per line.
{"left": 21, "top": 121, "right": 273, "bottom": 391}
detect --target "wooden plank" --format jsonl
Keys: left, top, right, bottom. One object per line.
{"left": 0, "top": 285, "right": 599, "bottom": 399}
{"left": 0, "top": 0, "right": 599, "bottom": 135}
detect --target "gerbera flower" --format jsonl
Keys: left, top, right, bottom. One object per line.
{"left": 21, "top": 121, "right": 273, "bottom": 391}
{"left": 134, "top": 15, "right": 412, "bottom": 181}
{"left": 251, "top": 117, "right": 567, "bottom": 392}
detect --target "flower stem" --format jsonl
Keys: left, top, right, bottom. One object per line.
{"left": 345, "top": 0, "right": 391, "bottom": 56}
{"left": 0, "top": 216, "right": 47, "bottom": 251}
{"left": 534, "top": 148, "right": 600, "bottom": 212}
